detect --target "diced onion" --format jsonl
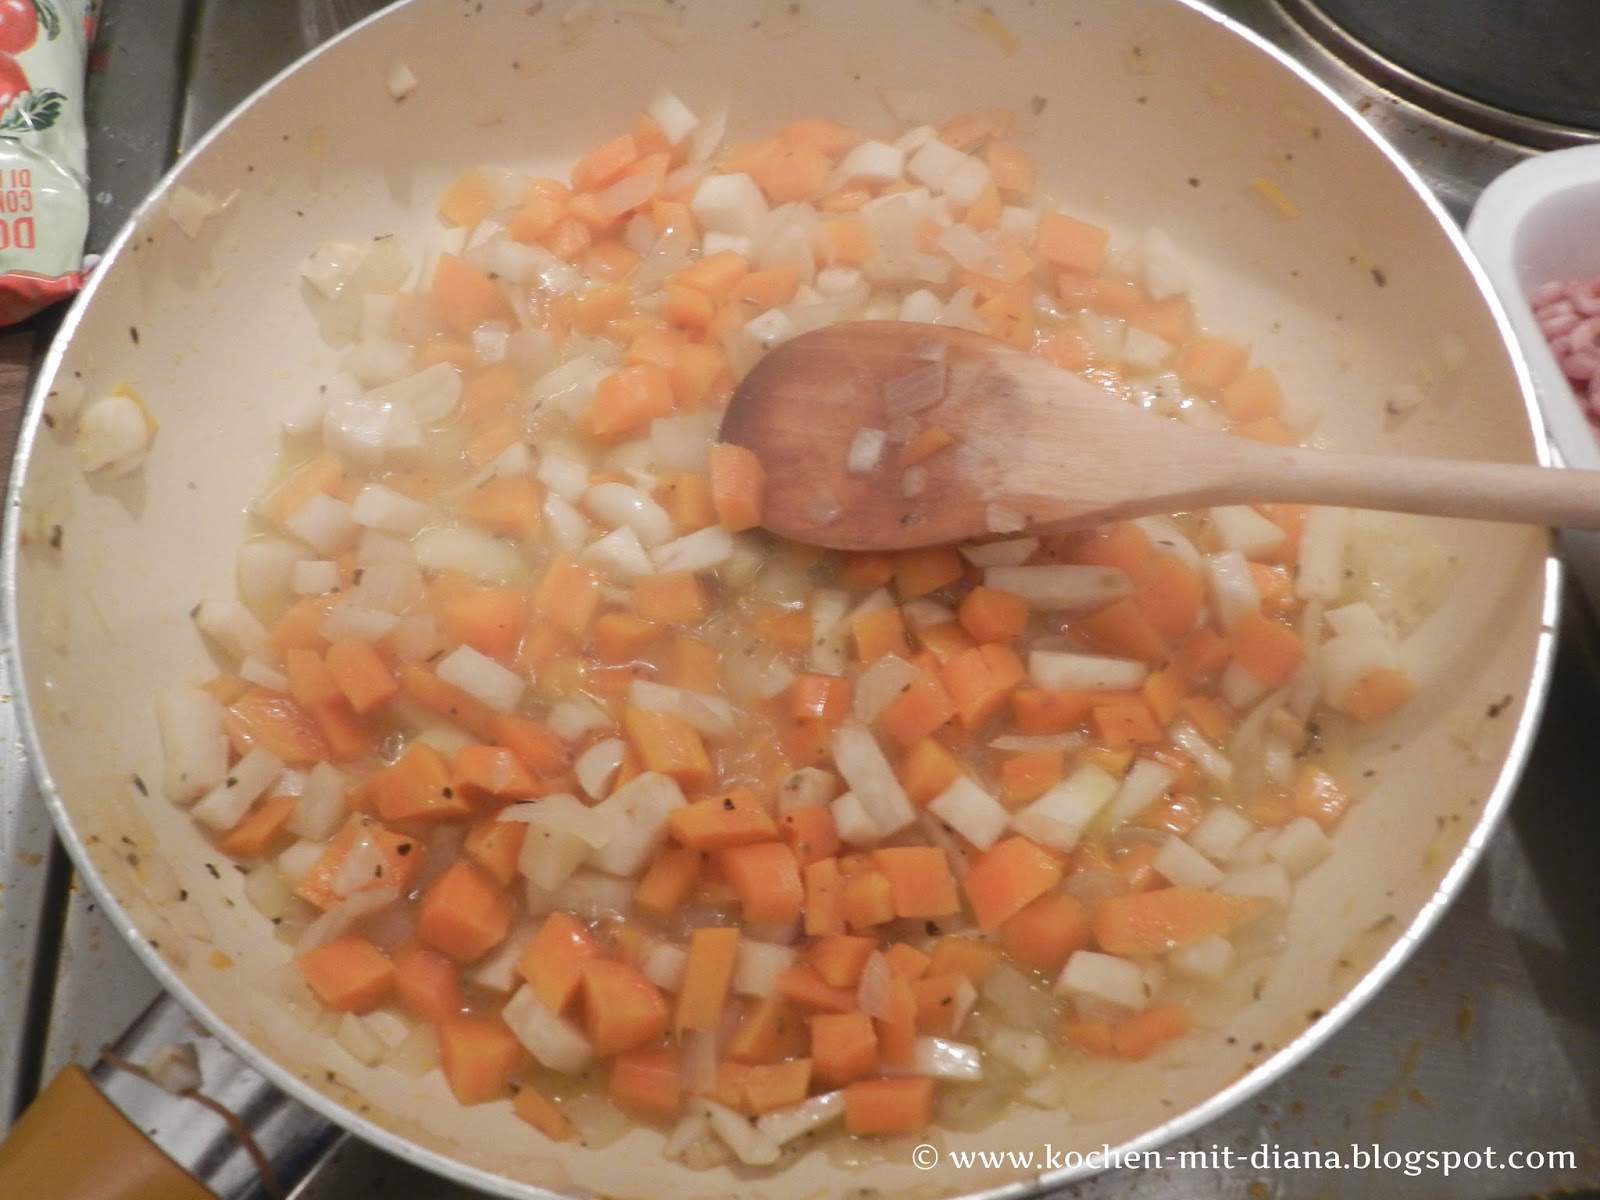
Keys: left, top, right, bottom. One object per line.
{"left": 984, "top": 564, "right": 1131, "bottom": 609}
{"left": 435, "top": 644, "right": 526, "bottom": 714}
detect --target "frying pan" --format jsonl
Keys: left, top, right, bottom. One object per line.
{"left": 0, "top": 0, "right": 1558, "bottom": 1197}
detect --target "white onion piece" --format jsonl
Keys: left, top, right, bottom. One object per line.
{"left": 574, "top": 737, "right": 628, "bottom": 800}
{"left": 1187, "top": 803, "right": 1255, "bottom": 862}
{"left": 317, "top": 603, "right": 401, "bottom": 644}
{"left": 1151, "top": 834, "right": 1225, "bottom": 888}
{"left": 288, "top": 762, "right": 348, "bottom": 841}
{"left": 1205, "top": 550, "right": 1261, "bottom": 633}
{"left": 853, "top": 654, "right": 921, "bottom": 724}
{"left": 755, "top": 1089, "right": 846, "bottom": 1146}
{"left": 960, "top": 537, "right": 1039, "bottom": 568}
{"left": 1010, "top": 763, "right": 1120, "bottom": 853}
{"left": 1103, "top": 757, "right": 1178, "bottom": 828}
{"left": 503, "top": 985, "right": 594, "bottom": 1074}
{"left": 855, "top": 951, "right": 894, "bottom": 1019}
{"left": 350, "top": 483, "right": 431, "bottom": 535}
{"left": 412, "top": 524, "right": 523, "bottom": 583}
{"left": 830, "top": 790, "right": 881, "bottom": 847}
{"left": 239, "top": 657, "right": 289, "bottom": 692}
{"left": 1296, "top": 506, "right": 1350, "bottom": 601}
{"left": 649, "top": 410, "right": 719, "bottom": 472}
{"left": 927, "top": 776, "right": 1010, "bottom": 851}
{"left": 434, "top": 645, "right": 525, "bottom": 714}
{"left": 628, "top": 680, "right": 736, "bottom": 738}
{"left": 846, "top": 427, "right": 888, "bottom": 475}
{"left": 585, "top": 482, "right": 674, "bottom": 547}
{"left": 284, "top": 492, "right": 359, "bottom": 555}
{"left": 1169, "top": 719, "right": 1234, "bottom": 785}
{"left": 832, "top": 720, "right": 914, "bottom": 836}
{"left": 1055, "top": 949, "right": 1148, "bottom": 1013}
{"left": 156, "top": 687, "right": 230, "bottom": 804}
{"left": 984, "top": 564, "right": 1131, "bottom": 609}
{"left": 776, "top": 766, "right": 839, "bottom": 812}
{"left": 681, "top": 1028, "right": 720, "bottom": 1097}
{"left": 191, "top": 598, "right": 269, "bottom": 664}
{"left": 642, "top": 940, "right": 688, "bottom": 993}
{"left": 76, "top": 389, "right": 155, "bottom": 476}
{"left": 701, "top": 1098, "right": 780, "bottom": 1166}
{"left": 547, "top": 696, "right": 612, "bottom": 743}
{"left": 290, "top": 558, "right": 341, "bottom": 596}
{"left": 236, "top": 537, "right": 310, "bottom": 613}
{"left": 192, "top": 747, "right": 284, "bottom": 832}
{"left": 1028, "top": 650, "right": 1148, "bottom": 692}
{"left": 893, "top": 1036, "right": 983, "bottom": 1081}
{"left": 733, "top": 940, "right": 796, "bottom": 998}
{"left": 296, "top": 885, "right": 400, "bottom": 955}
{"left": 652, "top": 526, "right": 735, "bottom": 574}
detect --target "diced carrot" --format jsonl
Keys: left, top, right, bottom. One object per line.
{"left": 675, "top": 925, "right": 742, "bottom": 1034}
{"left": 571, "top": 132, "right": 639, "bottom": 192}
{"left": 631, "top": 571, "right": 707, "bottom": 625}
{"left": 1090, "top": 698, "right": 1164, "bottom": 749}
{"left": 1071, "top": 520, "right": 1155, "bottom": 575}
{"left": 940, "top": 641, "right": 1027, "bottom": 729}
{"left": 707, "top": 441, "right": 766, "bottom": 533}
{"left": 1061, "top": 1017, "right": 1117, "bottom": 1057}
{"left": 1141, "top": 667, "right": 1188, "bottom": 726}
{"left": 1173, "top": 626, "right": 1233, "bottom": 683}
{"left": 1092, "top": 886, "right": 1264, "bottom": 956}
{"left": 872, "top": 846, "right": 961, "bottom": 920}
{"left": 818, "top": 215, "right": 875, "bottom": 267}
{"left": 843, "top": 1076, "right": 934, "bottom": 1136}
{"left": 601, "top": 1049, "right": 678, "bottom": 1126}
{"left": 803, "top": 855, "right": 847, "bottom": 937}
{"left": 493, "top": 713, "right": 572, "bottom": 786}
{"left": 437, "top": 1014, "right": 526, "bottom": 1106}
{"left": 616, "top": 839, "right": 691, "bottom": 910}
{"left": 878, "top": 671, "right": 958, "bottom": 747}
{"left": 453, "top": 743, "right": 539, "bottom": 806}
{"left": 622, "top": 706, "right": 714, "bottom": 790}
{"left": 432, "top": 252, "right": 512, "bottom": 336}
{"left": 1111, "top": 1003, "right": 1191, "bottom": 1060}
{"left": 810, "top": 1010, "right": 879, "bottom": 1087}
{"left": 263, "top": 451, "right": 344, "bottom": 525}
{"left": 392, "top": 942, "right": 465, "bottom": 1024}
{"left": 775, "top": 965, "right": 858, "bottom": 1014}
{"left": 1134, "top": 789, "right": 1205, "bottom": 837}
{"left": 719, "top": 841, "right": 803, "bottom": 925}
{"left": 672, "top": 249, "right": 749, "bottom": 299}
{"left": 573, "top": 281, "right": 633, "bottom": 334}
{"left": 957, "top": 586, "right": 1029, "bottom": 643}
{"left": 788, "top": 673, "right": 851, "bottom": 726}
{"left": 873, "top": 974, "right": 919, "bottom": 1071}
{"left": 925, "top": 936, "right": 1002, "bottom": 984}
{"left": 608, "top": 1045, "right": 682, "bottom": 1117}
{"left": 841, "top": 868, "right": 898, "bottom": 931}
{"left": 882, "top": 942, "right": 931, "bottom": 983}
{"left": 664, "top": 281, "right": 715, "bottom": 330}
{"left": 997, "top": 749, "right": 1063, "bottom": 807}
{"left": 369, "top": 742, "right": 472, "bottom": 825}
{"left": 897, "top": 737, "right": 967, "bottom": 806}
{"left": 296, "top": 935, "right": 394, "bottom": 1014}
{"left": 223, "top": 687, "right": 330, "bottom": 766}
{"left": 779, "top": 803, "right": 840, "bottom": 867}
{"left": 323, "top": 638, "right": 398, "bottom": 716}
{"left": 398, "top": 664, "right": 501, "bottom": 742}
{"left": 899, "top": 424, "right": 956, "bottom": 466}
{"left": 293, "top": 815, "right": 420, "bottom": 911}
{"left": 1335, "top": 666, "right": 1415, "bottom": 724}
{"left": 727, "top": 996, "right": 809, "bottom": 1064}
{"left": 1000, "top": 891, "right": 1091, "bottom": 976}
{"left": 517, "top": 911, "right": 602, "bottom": 1015}
{"left": 751, "top": 140, "right": 832, "bottom": 203}
{"left": 1080, "top": 595, "right": 1169, "bottom": 662}
{"left": 1231, "top": 415, "right": 1297, "bottom": 445}
{"left": 458, "top": 362, "right": 520, "bottom": 424}
{"left": 670, "top": 341, "right": 731, "bottom": 408}
{"left": 436, "top": 167, "right": 495, "bottom": 228}
{"left": 581, "top": 959, "right": 670, "bottom": 1056}
{"left": 1175, "top": 335, "right": 1250, "bottom": 392}
{"left": 663, "top": 635, "right": 721, "bottom": 693}
{"left": 1011, "top": 688, "right": 1094, "bottom": 735}
{"left": 591, "top": 362, "right": 676, "bottom": 441}
{"left": 592, "top": 611, "right": 659, "bottom": 662}
{"left": 851, "top": 605, "right": 912, "bottom": 664}
{"left": 462, "top": 816, "right": 526, "bottom": 888}
{"left": 284, "top": 647, "right": 341, "bottom": 713}
{"left": 1230, "top": 609, "right": 1305, "bottom": 690}
{"left": 985, "top": 140, "right": 1035, "bottom": 193}
{"left": 807, "top": 934, "right": 878, "bottom": 989}
{"left": 892, "top": 546, "right": 966, "bottom": 600}
{"left": 462, "top": 475, "right": 543, "bottom": 542}
{"left": 1034, "top": 210, "right": 1109, "bottom": 272}
{"left": 216, "top": 793, "right": 297, "bottom": 858}
{"left": 729, "top": 265, "right": 800, "bottom": 311}
{"left": 1220, "top": 364, "right": 1284, "bottom": 422}
{"left": 739, "top": 1058, "right": 812, "bottom": 1116}
{"left": 963, "top": 835, "right": 1067, "bottom": 931}
{"left": 512, "top": 1082, "right": 577, "bottom": 1141}
{"left": 416, "top": 860, "right": 513, "bottom": 964}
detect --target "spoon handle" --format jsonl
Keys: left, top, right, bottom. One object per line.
{"left": 1242, "top": 446, "right": 1600, "bottom": 529}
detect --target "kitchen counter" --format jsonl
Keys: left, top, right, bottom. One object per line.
{"left": 0, "top": 2, "right": 1597, "bottom": 1198}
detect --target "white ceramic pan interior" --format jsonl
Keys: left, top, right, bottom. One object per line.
{"left": 2, "top": 1, "right": 1555, "bottom": 1197}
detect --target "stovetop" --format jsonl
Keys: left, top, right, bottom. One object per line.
{"left": 2, "top": 3, "right": 1597, "bottom": 1198}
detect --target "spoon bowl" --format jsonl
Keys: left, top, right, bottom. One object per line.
{"left": 719, "top": 321, "right": 1600, "bottom": 550}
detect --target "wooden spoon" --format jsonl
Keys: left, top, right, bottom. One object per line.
{"left": 718, "top": 320, "right": 1600, "bottom": 551}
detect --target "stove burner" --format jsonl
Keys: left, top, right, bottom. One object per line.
{"left": 1280, "top": 0, "right": 1600, "bottom": 148}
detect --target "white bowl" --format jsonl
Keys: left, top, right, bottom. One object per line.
{"left": 1468, "top": 143, "right": 1600, "bottom": 602}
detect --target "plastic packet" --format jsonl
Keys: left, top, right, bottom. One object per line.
{"left": 0, "top": 0, "right": 93, "bottom": 325}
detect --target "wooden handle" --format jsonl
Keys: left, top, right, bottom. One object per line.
{"left": 0, "top": 1066, "right": 217, "bottom": 1200}
{"left": 1248, "top": 448, "right": 1600, "bottom": 529}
